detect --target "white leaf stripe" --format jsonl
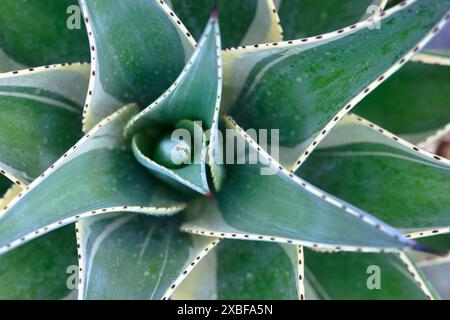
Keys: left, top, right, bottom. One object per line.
{"left": 297, "top": 246, "right": 305, "bottom": 300}
{"left": 0, "top": 91, "right": 79, "bottom": 113}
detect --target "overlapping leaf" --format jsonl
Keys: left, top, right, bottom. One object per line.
{"left": 77, "top": 213, "right": 218, "bottom": 300}
{"left": 0, "top": 64, "right": 89, "bottom": 185}
{"left": 181, "top": 117, "right": 417, "bottom": 252}
{"left": 300, "top": 115, "right": 450, "bottom": 233}
{"left": 354, "top": 61, "right": 450, "bottom": 144}
{"left": 0, "top": 105, "right": 185, "bottom": 255}
{"left": 125, "top": 12, "right": 223, "bottom": 194}
{"left": 223, "top": 0, "right": 450, "bottom": 168}
{"left": 79, "top": 0, "right": 196, "bottom": 131}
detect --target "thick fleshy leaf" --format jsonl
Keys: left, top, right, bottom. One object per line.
{"left": 79, "top": 0, "right": 196, "bottom": 131}
{"left": 181, "top": 117, "right": 417, "bottom": 252}
{"left": 169, "top": 0, "right": 282, "bottom": 48}
{"left": 0, "top": 225, "right": 77, "bottom": 299}
{"left": 0, "top": 0, "right": 89, "bottom": 72}
{"left": 223, "top": 0, "right": 450, "bottom": 169}
{"left": 299, "top": 115, "right": 450, "bottom": 232}
{"left": 0, "top": 64, "right": 90, "bottom": 185}
{"left": 276, "top": 0, "right": 381, "bottom": 40}
{"left": 125, "top": 14, "right": 223, "bottom": 194}
{"left": 354, "top": 61, "right": 450, "bottom": 144}
{"left": 0, "top": 105, "right": 185, "bottom": 255}
{"left": 304, "top": 249, "right": 439, "bottom": 300}
{"left": 77, "top": 213, "right": 218, "bottom": 300}
{"left": 173, "top": 240, "right": 301, "bottom": 300}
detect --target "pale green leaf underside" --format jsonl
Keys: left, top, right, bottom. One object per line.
{"left": 224, "top": 0, "right": 450, "bottom": 166}
{"left": 169, "top": 0, "right": 282, "bottom": 48}
{"left": 174, "top": 240, "right": 299, "bottom": 300}
{"left": 299, "top": 116, "right": 450, "bottom": 230}
{"left": 276, "top": 0, "right": 377, "bottom": 39}
{"left": 78, "top": 213, "right": 216, "bottom": 300}
{"left": 354, "top": 61, "right": 450, "bottom": 143}
{"left": 304, "top": 250, "right": 437, "bottom": 300}
{"left": 0, "top": 105, "right": 184, "bottom": 254}
{"left": 0, "top": 64, "right": 90, "bottom": 184}
{"left": 0, "top": 225, "right": 77, "bottom": 299}
{"left": 80, "top": 0, "right": 195, "bottom": 131}
{"left": 0, "top": 0, "right": 89, "bottom": 72}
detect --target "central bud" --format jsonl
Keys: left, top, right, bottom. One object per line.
{"left": 153, "top": 134, "right": 192, "bottom": 169}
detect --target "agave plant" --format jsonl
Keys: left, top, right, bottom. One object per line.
{"left": 0, "top": 0, "right": 449, "bottom": 300}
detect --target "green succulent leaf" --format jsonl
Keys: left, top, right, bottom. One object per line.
{"left": 354, "top": 61, "right": 450, "bottom": 144}
{"left": 0, "top": 225, "right": 77, "bottom": 299}
{"left": 0, "top": 64, "right": 90, "bottom": 185}
{"left": 125, "top": 13, "right": 223, "bottom": 193}
{"left": 276, "top": 0, "right": 384, "bottom": 40}
{"left": 304, "top": 249, "right": 439, "bottom": 300}
{"left": 0, "top": 0, "right": 89, "bottom": 72}
{"left": 0, "top": 105, "right": 185, "bottom": 255}
{"left": 299, "top": 115, "right": 450, "bottom": 232}
{"left": 181, "top": 117, "right": 417, "bottom": 252}
{"left": 174, "top": 240, "right": 302, "bottom": 300}
{"left": 169, "top": 0, "right": 282, "bottom": 48}
{"left": 79, "top": 0, "right": 196, "bottom": 131}
{"left": 77, "top": 213, "right": 218, "bottom": 300}
{"left": 223, "top": 0, "right": 450, "bottom": 168}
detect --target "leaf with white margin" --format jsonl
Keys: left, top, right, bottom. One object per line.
{"left": 275, "top": 0, "right": 384, "bottom": 40}
{"left": 173, "top": 239, "right": 302, "bottom": 300}
{"left": 0, "top": 63, "right": 90, "bottom": 185}
{"left": 299, "top": 115, "right": 450, "bottom": 234}
{"left": 223, "top": 0, "right": 450, "bottom": 169}
{"left": 77, "top": 213, "right": 218, "bottom": 300}
{"left": 354, "top": 61, "right": 450, "bottom": 144}
{"left": 181, "top": 116, "right": 420, "bottom": 253}
{"left": 169, "top": 0, "right": 282, "bottom": 48}
{"left": 304, "top": 249, "right": 439, "bottom": 300}
{"left": 125, "top": 13, "right": 223, "bottom": 193}
{"left": 79, "top": 0, "right": 196, "bottom": 131}
{"left": 0, "top": 0, "right": 89, "bottom": 72}
{"left": 0, "top": 180, "right": 78, "bottom": 299}
{"left": 0, "top": 105, "right": 186, "bottom": 255}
